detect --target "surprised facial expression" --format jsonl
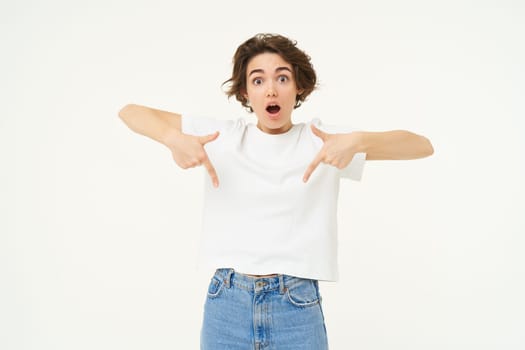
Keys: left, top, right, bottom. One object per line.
{"left": 244, "top": 52, "right": 303, "bottom": 134}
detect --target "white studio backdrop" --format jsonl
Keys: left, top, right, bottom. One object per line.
{"left": 1, "top": 0, "right": 524, "bottom": 349}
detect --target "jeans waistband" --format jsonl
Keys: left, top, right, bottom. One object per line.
{"left": 213, "top": 268, "right": 317, "bottom": 294}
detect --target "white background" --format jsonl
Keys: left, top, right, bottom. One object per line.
{"left": 2, "top": 0, "right": 524, "bottom": 349}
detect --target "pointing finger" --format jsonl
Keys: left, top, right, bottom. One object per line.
{"left": 303, "top": 151, "right": 324, "bottom": 183}
{"left": 201, "top": 156, "right": 219, "bottom": 188}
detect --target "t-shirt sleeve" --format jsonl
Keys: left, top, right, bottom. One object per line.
{"left": 181, "top": 114, "right": 235, "bottom": 136}
{"left": 312, "top": 118, "right": 366, "bottom": 181}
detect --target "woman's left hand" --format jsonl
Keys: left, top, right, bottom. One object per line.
{"left": 303, "top": 125, "right": 362, "bottom": 183}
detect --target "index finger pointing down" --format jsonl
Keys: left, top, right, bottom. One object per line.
{"left": 303, "top": 152, "right": 324, "bottom": 183}
{"left": 202, "top": 157, "right": 219, "bottom": 188}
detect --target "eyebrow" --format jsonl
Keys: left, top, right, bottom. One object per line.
{"left": 248, "top": 66, "right": 293, "bottom": 77}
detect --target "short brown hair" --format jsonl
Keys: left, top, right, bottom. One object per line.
{"left": 223, "top": 33, "right": 317, "bottom": 111}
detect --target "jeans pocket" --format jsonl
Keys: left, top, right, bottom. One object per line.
{"left": 285, "top": 279, "right": 321, "bottom": 308}
{"left": 207, "top": 275, "right": 225, "bottom": 298}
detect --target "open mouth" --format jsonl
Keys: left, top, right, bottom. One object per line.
{"left": 266, "top": 104, "right": 281, "bottom": 114}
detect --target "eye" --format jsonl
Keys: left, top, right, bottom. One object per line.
{"left": 278, "top": 75, "right": 289, "bottom": 83}
{"left": 252, "top": 78, "right": 263, "bottom": 85}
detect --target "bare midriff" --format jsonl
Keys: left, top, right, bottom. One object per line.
{"left": 244, "top": 273, "right": 279, "bottom": 277}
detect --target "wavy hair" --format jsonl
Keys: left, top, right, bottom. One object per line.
{"left": 223, "top": 33, "right": 317, "bottom": 111}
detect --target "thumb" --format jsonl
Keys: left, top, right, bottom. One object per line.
{"left": 199, "top": 131, "right": 220, "bottom": 145}
{"left": 311, "top": 124, "right": 327, "bottom": 141}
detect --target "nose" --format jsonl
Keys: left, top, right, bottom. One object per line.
{"left": 266, "top": 82, "right": 277, "bottom": 97}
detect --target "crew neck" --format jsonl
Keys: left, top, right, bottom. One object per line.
{"left": 252, "top": 123, "right": 301, "bottom": 137}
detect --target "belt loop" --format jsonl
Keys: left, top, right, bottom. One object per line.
{"left": 224, "top": 268, "right": 234, "bottom": 288}
{"left": 279, "top": 274, "right": 285, "bottom": 294}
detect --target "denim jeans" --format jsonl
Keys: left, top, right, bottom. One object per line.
{"left": 200, "top": 268, "right": 329, "bottom": 349}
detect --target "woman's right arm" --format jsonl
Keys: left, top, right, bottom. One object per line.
{"left": 118, "top": 104, "right": 182, "bottom": 145}
{"left": 118, "top": 104, "right": 220, "bottom": 187}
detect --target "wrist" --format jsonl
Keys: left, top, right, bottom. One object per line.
{"left": 162, "top": 127, "right": 183, "bottom": 149}
{"left": 352, "top": 131, "right": 369, "bottom": 153}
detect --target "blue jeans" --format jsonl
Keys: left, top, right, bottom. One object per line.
{"left": 200, "top": 268, "right": 329, "bottom": 349}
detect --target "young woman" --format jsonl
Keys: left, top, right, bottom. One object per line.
{"left": 119, "top": 33, "right": 433, "bottom": 350}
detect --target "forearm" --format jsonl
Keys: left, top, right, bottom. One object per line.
{"left": 357, "top": 130, "right": 434, "bottom": 160}
{"left": 118, "top": 104, "right": 182, "bottom": 146}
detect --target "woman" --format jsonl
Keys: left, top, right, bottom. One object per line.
{"left": 119, "top": 33, "right": 433, "bottom": 350}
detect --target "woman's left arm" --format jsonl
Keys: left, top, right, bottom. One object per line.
{"left": 358, "top": 130, "right": 434, "bottom": 160}
{"left": 303, "top": 126, "right": 434, "bottom": 182}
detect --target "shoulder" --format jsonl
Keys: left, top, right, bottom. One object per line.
{"left": 181, "top": 114, "right": 246, "bottom": 136}
{"left": 308, "top": 118, "right": 357, "bottom": 134}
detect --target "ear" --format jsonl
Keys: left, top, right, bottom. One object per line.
{"left": 297, "top": 88, "right": 305, "bottom": 96}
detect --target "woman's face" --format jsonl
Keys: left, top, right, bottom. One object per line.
{"left": 244, "top": 52, "right": 302, "bottom": 134}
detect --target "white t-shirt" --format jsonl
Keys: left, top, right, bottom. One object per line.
{"left": 181, "top": 116, "right": 366, "bottom": 281}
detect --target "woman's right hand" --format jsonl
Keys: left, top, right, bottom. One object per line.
{"left": 118, "top": 104, "right": 220, "bottom": 187}
{"left": 164, "top": 129, "right": 220, "bottom": 188}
